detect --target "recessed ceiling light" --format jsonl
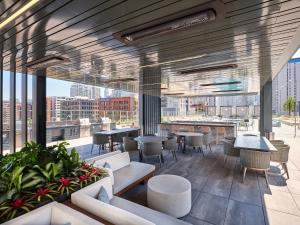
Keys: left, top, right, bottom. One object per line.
{"left": 0, "top": 0, "right": 40, "bottom": 29}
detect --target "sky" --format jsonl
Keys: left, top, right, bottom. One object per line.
{"left": 3, "top": 70, "right": 72, "bottom": 100}
{"left": 292, "top": 48, "right": 300, "bottom": 58}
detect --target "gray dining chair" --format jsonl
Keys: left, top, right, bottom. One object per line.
{"left": 270, "top": 144, "right": 290, "bottom": 179}
{"left": 185, "top": 135, "right": 204, "bottom": 155}
{"left": 142, "top": 142, "right": 163, "bottom": 167}
{"left": 163, "top": 137, "right": 178, "bottom": 161}
{"left": 222, "top": 139, "right": 240, "bottom": 164}
{"left": 240, "top": 149, "right": 271, "bottom": 185}
{"left": 111, "top": 133, "right": 125, "bottom": 151}
{"left": 122, "top": 137, "right": 138, "bottom": 152}
{"left": 203, "top": 133, "right": 213, "bottom": 153}
{"left": 91, "top": 134, "right": 110, "bottom": 154}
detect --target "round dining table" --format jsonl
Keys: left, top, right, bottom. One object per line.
{"left": 134, "top": 136, "right": 168, "bottom": 162}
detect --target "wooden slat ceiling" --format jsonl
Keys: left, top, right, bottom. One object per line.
{"left": 1, "top": 0, "right": 300, "bottom": 96}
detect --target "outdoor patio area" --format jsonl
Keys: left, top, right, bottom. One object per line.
{"left": 61, "top": 126, "right": 300, "bottom": 225}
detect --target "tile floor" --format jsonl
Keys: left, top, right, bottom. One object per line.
{"left": 70, "top": 126, "right": 300, "bottom": 225}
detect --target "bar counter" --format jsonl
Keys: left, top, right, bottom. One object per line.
{"left": 160, "top": 121, "right": 237, "bottom": 141}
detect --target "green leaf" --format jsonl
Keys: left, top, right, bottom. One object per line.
{"left": 33, "top": 165, "right": 50, "bottom": 181}
{"left": 22, "top": 177, "right": 45, "bottom": 190}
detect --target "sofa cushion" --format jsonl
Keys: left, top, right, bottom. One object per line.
{"left": 72, "top": 193, "right": 154, "bottom": 225}
{"left": 97, "top": 186, "right": 110, "bottom": 204}
{"left": 74, "top": 177, "right": 113, "bottom": 200}
{"left": 113, "top": 162, "right": 155, "bottom": 194}
{"left": 110, "top": 196, "right": 192, "bottom": 225}
{"left": 86, "top": 151, "right": 121, "bottom": 165}
{"left": 2, "top": 202, "right": 104, "bottom": 225}
{"left": 92, "top": 152, "right": 131, "bottom": 171}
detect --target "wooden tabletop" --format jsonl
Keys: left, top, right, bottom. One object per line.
{"left": 234, "top": 135, "right": 277, "bottom": 152}
{"left": 175, "top": 132, "right": 204, "bottom": 137}
{"left": 95, "top": 128, "right": 139, "bottom": 136}
{"left": 134, "top": 136, "right": 167, "bottom": 143}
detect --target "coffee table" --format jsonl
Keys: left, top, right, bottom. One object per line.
{"left": 147, "top": 174, "right": 191, "bottom": 218}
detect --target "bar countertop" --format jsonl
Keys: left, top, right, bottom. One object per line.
{"left": 161, "top": 121, "right": 237, "bottom": 127}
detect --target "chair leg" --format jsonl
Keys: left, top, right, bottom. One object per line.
{"left": 283, "top": 163, "right": 290, "bottom": 179}
{"left": 209, "top": 144, "right": 212, "bottom": 152}
{"left": 242, "top": 167, "right": 247, "bottom": 183}
{"left": 158, "top": 155, "right": 162, "bottom": 167}
{"left": 200, "top": 146, "right": 204, "bottom": 156}
{"left": 90, "top": 144, "right": 94, "bottom": 154}
{"left": 264, "top": 170, "right": 269, "bottom": 186}
{"left": 173, "top": 151, "right": 178, "bottom": 161}
{"left": 224, "top": 155, "right": 227, "bottom": 164}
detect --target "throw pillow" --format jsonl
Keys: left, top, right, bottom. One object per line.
{"left": 97, "top": 186, "right": 110, "bottom": 204}
{"left": 103, "top": 162, "right": 111, "bottom": 169}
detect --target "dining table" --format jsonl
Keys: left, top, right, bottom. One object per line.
{"left": 95, "top": 128, "right": 140, "bottom": 152}
{"left": 134, "top": 135, "right": 168, "bottom": 162}
{"left": 175, "top": 132, "right": 204, "bottom": 153}
{"left": 234, "top": 134, "right": 277, "bottom": 152}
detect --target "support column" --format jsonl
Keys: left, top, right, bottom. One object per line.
{"left": 260, "top": 81, "right": 272, "bottom": 135}
{"left": 32, "top": 70, "right": 46, "bottom": 147}
{"left": 139, "top": 58, "right": 161, "bottom": 135}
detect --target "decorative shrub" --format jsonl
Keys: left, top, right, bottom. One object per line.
{"left": 0, "top": 142, "right": 108, "bottom": 223}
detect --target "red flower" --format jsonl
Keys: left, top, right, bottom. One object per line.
{"left": 10, "top": 198, "right": 25, "bottom": 209}
{"left": 82, "top": 163, "right": 90, "bottom": 170}
{"left": 79, "top": 175, "right": 88, "bottom": 181}
{"left": 34, "top": 188, "right": 51, "bottom": 198}
{"left": 59, "top": 177, "right": 71, "bottom": 186}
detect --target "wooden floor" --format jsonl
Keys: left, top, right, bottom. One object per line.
{"left": 76, "top": 142, "right": 300, "bottom": 225}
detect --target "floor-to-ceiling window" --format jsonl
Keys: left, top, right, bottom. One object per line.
{"left": 45, "top": 77, "right": 138, "bottom": 146}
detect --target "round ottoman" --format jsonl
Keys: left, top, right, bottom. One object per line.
{"left": 147, "top": 174, "right": 191, "bottom": 218}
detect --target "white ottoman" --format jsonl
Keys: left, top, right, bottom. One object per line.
{"left": 147, "top": 174, "right": 191, "bottom": 218}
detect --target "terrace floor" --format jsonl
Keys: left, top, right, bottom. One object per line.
{"left": 63, "top": 124, "right": 300, "bottom": 225}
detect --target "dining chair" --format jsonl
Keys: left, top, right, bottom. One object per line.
{"left": 203, "top": 133, "right": 213, "bottom": 153}
{"left": 142, "top": 142, "right": 163, "bottom": 167}
{"left": 216, "top": 127, "right": 226, "bottom": 144}
{"left": 111, "top": 133, "right": 125, "bottom": 151}
{"left": 163, "top": 137, "right": 178, "bottom": 161}
{"left": 222, "top": 139, "right": 239, "bottom": 164}
{"left": 91, "top": 134, "right": 109, "bottom": 154}
{"left": 185, "top": 135, "right": 204, "bottom": 155}
{"left": 270, "top": 144, "right": 290, "bottom": 179}
{"left": 240, "top": 149, "right": 270, "bottom": 185}
{"left": 168, "top": 133, "right": 183, "bottom": 151}
{"left": 123, "top": 137, "right": 141, "bottom": 161}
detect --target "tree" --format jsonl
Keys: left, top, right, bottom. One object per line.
{"left": 283, "top": 97, "right": 295, "bottom": 116}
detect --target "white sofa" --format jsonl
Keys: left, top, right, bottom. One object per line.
{"left": 2, "top": 201, "right": 104, "bottom": 225}
{"left": 71, "top": 177, "right": 192, "bottom": 225}
{"left": 86, "top": 150, "right": 155, "bottom": 195}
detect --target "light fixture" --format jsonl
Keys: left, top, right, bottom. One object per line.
{"left": 180, "top": 64, "right": 238, "bottom": 75}
{"left": 120, "top": 9, "right": 216, "bottom": 43}
{"left": 163, "top": 92, "right": 185, "bottom": 96}
{"left": 200, "top": 81, "right": 241, "bottom": 86}
{"left": 0, "top": 0, "right": 40, "bottom": 29}
{"left": 114, "top": 0, "right": 224, "bottom": 44}
{"left": 101, "top": 78, "right": 136, "bottom": 83}
{"left": 26, "top": 55, "right": 69, "bottom": 69}
{"left": 213, "top": 89, "right": 241, "bottom": 93}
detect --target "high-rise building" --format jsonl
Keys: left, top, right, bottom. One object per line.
{"left": 272, "top": 58, "right": 300, "bottom": 114}
{"left": 70, "top": 83, "right": 101, "bottom": 99}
